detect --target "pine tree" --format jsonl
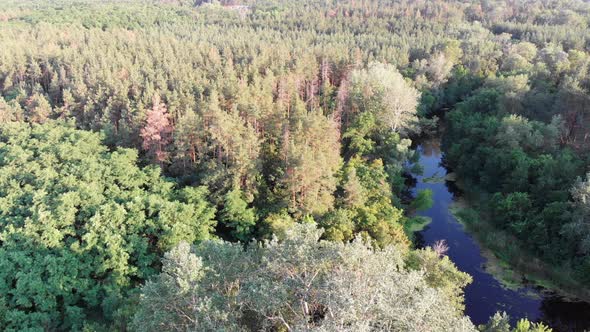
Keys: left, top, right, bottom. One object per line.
{"left": 281, "top": 108, "right": 342, "bottom": 216}
{"left": 140, "top": 94, "right": 173, "bottom": 165}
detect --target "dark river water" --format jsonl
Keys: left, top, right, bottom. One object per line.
{"left": 412, "top": 139, "right": 590, "bottom": 331}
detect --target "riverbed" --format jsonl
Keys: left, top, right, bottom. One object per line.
{"left": 412, "top": 138, "right": 590, "bottom": 331}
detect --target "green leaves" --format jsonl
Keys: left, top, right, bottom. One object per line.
{"left": 220, "top": 189, "right": 257, "bottom": 242}
{"left": 0, "top": 121, "right": 216, "bottom": 330}
{"left": 134, "top": 223, "right": 477, "bottom": 332}
{"left": 442, "top": 61, "right": 589, "bottom": 288}
{"left": 411, "top": 189, "right": 434, "bottom": 211}
{"left": 407, "top": 248, "right": 472, "bottom": 312}
{"left": 349, "top": 62, "right": 420, "bottom": 136}
{"left": 479, "top": 312, "right": 552, "bottom": 332}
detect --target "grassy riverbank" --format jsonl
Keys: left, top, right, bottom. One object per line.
{"left": 450, "top": 192, "right": 590, "bottom": 302}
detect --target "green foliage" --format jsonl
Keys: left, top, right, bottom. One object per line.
{"left": 335, "top": 157, "right": 409, "bottom": 248}
{"left": 0, "top": 121, "right": 216, "bottom": 330}
{"left": 279, "top": 110, "right": 342, "bottom": 217}
{"left": 479, "top": 312, "right": 552, "bottom": 332}
{"left": 490, "top": 192, "right": 533, "bottom": 234}
{"left": 411, "top": 189, "right": 434, "bottom": 211}
{"left": 416, "top": 0, "right": 590, "bottom": 292}
{"left": 349, "top": 62, "right": 421, "bottom": 135}
{"left": 133, "top": 223, "right": 477, "bottom": 331}
{"left": 1, "top": 0, "right": 590, "bottom": 329}
{"left": 442, "top": 61, "right": 589, "bottom": 285}
{"left": 260, "top": 209, "right": 295, "bottom": 240}
{"left": 341, "top": 110, "right": 415, "bottom": 195}
{"left": 342, "top": 112, "right": 378, "bottom": 157}
{"left": 318, "top": 208, "right": 355, "bottom": 242}
{"left": 220, "top": 189, "right": 256, "bottom": 241}
{"left": 407, "top": 248, "right": 472, "bottom": 312}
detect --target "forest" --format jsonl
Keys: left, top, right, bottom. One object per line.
{"left": 0, "top": 0, "right": 588, "bottom": 330}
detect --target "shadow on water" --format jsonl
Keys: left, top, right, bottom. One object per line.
{"left": 411, "top": 138, "right": 590, "bottom": 331}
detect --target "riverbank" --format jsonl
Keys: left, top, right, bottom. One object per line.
{"left": 411, "top": 135, "right": 590, "bottom": 329}
{"left": 449, "top": 187, "right": 590, "bottom": 303}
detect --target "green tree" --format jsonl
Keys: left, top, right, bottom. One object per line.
{"left": 280, "top": 109, "right": 342, "bottom": 216}
{"left": 133, "top": 223, "right": 477, "bottom": 332}
{"left": 490, "top": 192, "right": 532, "bottom": 234}
{"left": 349, "top": 62, "right": 421, "bottom": 135}
{"left": 220, "top": 189, "right": 257, "bottom": 241}
{"left": 0, "top": 121, "right": 216, "bottom": 330}
{"left": 479, "top": 312, "right": 551, "bottom": 332}
{"left": 338, "top": 157, "right": 409, "bottom": 248}
{"left": 407, "top": 247, "right": 472, "bottom": 311}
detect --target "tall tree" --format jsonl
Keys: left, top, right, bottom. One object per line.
{"left": 349, "top": 63, "right": 420, "bottom": 135}
{"left": 141, "top": 94, "right": 173, "bottom": 165}
{"left": 24, "top": 93, "right": 51, "bottom": 123}
{"left": 280, "top": 108, "right": 342, "bottom": 216}
{"left": 203, "top": 90, "right": 261, "bottom": 201}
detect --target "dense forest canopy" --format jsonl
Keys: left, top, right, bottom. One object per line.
{"left": 0, "top": 0, "right": 588, "bottom": 330}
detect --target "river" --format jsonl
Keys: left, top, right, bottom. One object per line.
{"left": 412, "top": 138, "right": 590, "bottom": 331}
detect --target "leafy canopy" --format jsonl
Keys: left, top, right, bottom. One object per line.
{"left": 0, "top": 121, "right": 216, "bottom": 331}
{"left": 133, "top": 223, "right": 476, "bottom": 332}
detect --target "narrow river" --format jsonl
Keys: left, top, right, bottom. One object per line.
{"left": 412, "top": 138, "right": 590, "bottom": 331}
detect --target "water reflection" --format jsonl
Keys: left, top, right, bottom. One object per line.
{"left": 412, "top": 138, "right": 590, "bottom": 331}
